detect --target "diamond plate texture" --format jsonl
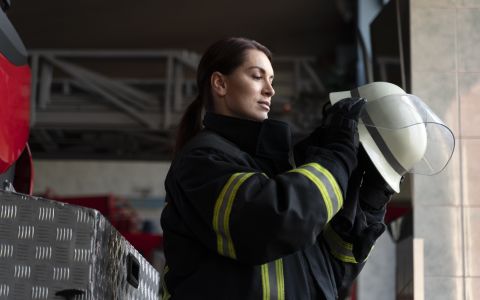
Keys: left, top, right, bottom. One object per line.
{"left": 0, "top": 190, "right": 160, "bottom": 299}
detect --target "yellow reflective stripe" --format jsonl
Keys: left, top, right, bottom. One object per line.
{"left": 213, "top": 173, "right": 241, "bottom": 257}
{"left": 275, "top": 259, "right": 285, "bottom": 300}
{"left": 322, "top": 223, "right": 363, "bottom": 264}
{"left": 331, "top": 250, "right": 358, "bottom": 264}
{"left": 260, "top": 259, "right": 285, "bottom": 300}
{"left": 224, "top": 172, "right": 255, "bottom": 258}
{"left": 213, "top": 172, "right": 255, "bottom": 259}
{"left": 161, "top": 265, "right": 171, "bottom": 300}
{"left": 326, "top": 224, "right": 353, "bottom": 250}
{"left": 301, "top": 163, "right": 342, "bottom": 215}
{"left": 213, "top": 173, "right": 241, "bottom": 233}
{"left": 306, "top": 163, "right": 344, "bottom": 209}
{"left": 261, "top": 263, "right": 270, "bottom": 300}
{"left": 289, "top": 168, "right": 333, "bottom": 221}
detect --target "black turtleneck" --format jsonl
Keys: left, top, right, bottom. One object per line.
{"left": 203, "top": 112, "right": 293, "bottom": 174}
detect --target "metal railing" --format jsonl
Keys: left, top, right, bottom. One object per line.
{"left": 27, "top": 50, "right": 326, "bottom": 158}
{"left": 29, "top": 50, "right": 201, "bottom": 131}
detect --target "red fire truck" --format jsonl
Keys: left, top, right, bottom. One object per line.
{"left": 0, "top": 0, "right": 33, "bottom": 195}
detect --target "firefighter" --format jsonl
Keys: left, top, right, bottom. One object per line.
{"left": 160, "top": 37, "right": 394, "bottom": 299}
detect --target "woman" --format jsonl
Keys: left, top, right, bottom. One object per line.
{"left": 160, "top": 37, "right": 393, "bottom": 299}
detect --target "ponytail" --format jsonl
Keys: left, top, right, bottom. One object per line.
{"left": 174, "top": 95, "right": 205, "bottom": 154}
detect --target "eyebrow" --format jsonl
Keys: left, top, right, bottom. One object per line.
{"left": 247, "top": 66, "right": 274, "bottom": 79}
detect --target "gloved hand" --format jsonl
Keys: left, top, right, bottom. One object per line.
{"left": 321, "top": 97, "right": 366, "bottom": 129}
{"left": 293, "top": 97, "right": 366, "bottom": 191}
{"left": 358, "top": 145, "right": 397, "bottom": 210}
{"left": 317, "top": 97, "right": 366, "bottom": 151}
{"left": 329, "top": 160, "right": 387, "bottom": 263}
{"left": 330, "top": 162, "right": 363, "bottom": 233}
{"left": 294, "top": 97, "right": 366, "bottom": 161}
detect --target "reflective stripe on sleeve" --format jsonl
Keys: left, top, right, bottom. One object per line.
{"left": 275, "top": 259, "right": 285, "bottom": 300}
{"left": 261, "top": 263, "right": 270, "bottom": 300}
{"left": 305, "top": 163, "right": 343, "bottom": 209}
{"left": 261, "top": 258, "right": 285, "bottom": 300}
{"left": 289, "top": 163, "right": 343, "bottom": 222}
{"left": 161, "top": 265, "right": 171, "bottom": 300}
{"left": 213, "top": 172, "right": 255, "bottom": 259}
{"left": 322, "top": 223, "right": 371, "bottom": 264}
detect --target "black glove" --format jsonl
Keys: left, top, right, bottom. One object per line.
{"left": 358, "top": 145, "right": 396, "bottom": 210}
{"left": 294, "top": 97, "right": 365, "bottom": 162}
{"left": 318, "top": 97, "right": 366, "bottom": 174}
{"left": 329, "top": 163, "right": 387, "bottom": 263}
{"left": 317, "top": 97, "right": 366, "bottom": 151}
{"left": 293, "top": 97, "right": 366, "bottom": 193}
{"left": 330, "top": 163, "right": 363, "bottom": 233}
{"left": 321, "top": 97, "right": 366, "bottom": 129}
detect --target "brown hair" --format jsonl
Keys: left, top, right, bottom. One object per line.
{"left": 174, "top": 37, "right": 272, "bottom": 154}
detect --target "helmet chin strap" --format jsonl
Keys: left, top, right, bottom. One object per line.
{"left": 351, "top": 88, "right": 360, "bottom": 98}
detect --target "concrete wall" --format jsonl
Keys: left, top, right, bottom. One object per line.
{"left": 357, "top": 233, "right": 396, "bottom": 300}
{"left": 410, "top": 0, "right": 480, "bottom": 298}
{"left": 33, "top": 160, "right": 170, "bottom": 233}
{"left": 33, "top": 160, "right": 170, "bottom": 198}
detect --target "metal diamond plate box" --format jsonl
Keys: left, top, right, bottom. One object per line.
{"left": 0, "top": 190, "right": 160, "bottom": 300}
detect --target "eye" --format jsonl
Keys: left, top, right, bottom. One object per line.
{"left": 252, "top": 75, "right": 262, "bottom": 80}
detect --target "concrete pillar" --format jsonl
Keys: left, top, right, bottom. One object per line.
{"left": 410, "top": 0, "right": 480, "bottom": 298}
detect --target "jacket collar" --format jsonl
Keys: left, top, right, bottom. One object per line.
{"left": 203, "top": 112, "right": 292, "bottom": 159}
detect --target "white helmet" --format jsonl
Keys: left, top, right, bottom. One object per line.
{"left": 329, "top": 82, "right": 455, "bottom": 193}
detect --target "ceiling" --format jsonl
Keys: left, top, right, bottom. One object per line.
{"left": 7, "top": 0, "right": 355, "bottom": 55}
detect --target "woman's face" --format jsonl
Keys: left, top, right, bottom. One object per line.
{"left": 212, "top": 49, "right": 275, "bottom": 121}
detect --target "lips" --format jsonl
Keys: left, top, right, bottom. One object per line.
{"left": 258, "top": 100, "right": 270, "bottom": 112}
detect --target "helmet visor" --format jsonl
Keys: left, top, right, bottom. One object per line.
{"left": 358, "top": 94, "right": 455, "bottom": 176}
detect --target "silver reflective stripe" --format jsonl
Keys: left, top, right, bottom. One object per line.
{"left": 289, "top": 163, "right": 343, "bottom": 222}
{"left": 261, "top": 259, "right": 285, "bottom": 300}
{"left": 361, "top": 110, "right": 406, "bottom": 175}
{"left": 353, "top": 86, "right": 405, "bottom": 175}
{"left": 323, "top": 223, "right": 360, "bottom": 264}
{"left": 301, "top": 163, "right": 343, "bottom": 215}
{"left": 213, "top": 172, "right": 255, "bottom": 259}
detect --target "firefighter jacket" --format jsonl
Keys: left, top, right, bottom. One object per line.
{"left": 161, "top": 112, "right": 388, "bottom": 300}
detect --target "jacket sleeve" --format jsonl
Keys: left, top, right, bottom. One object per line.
{"left": 295, "top": 128, "right": 388, "bottom": 292}
{"left": 167, "top": 143, "right": 352, "bottom": 265}
{"left": 318, "top": 167, "right": 389, "bottom": 293}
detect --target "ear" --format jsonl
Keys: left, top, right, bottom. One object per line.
{"left": 211, "top": 71, "right": 227, "bottom": 97}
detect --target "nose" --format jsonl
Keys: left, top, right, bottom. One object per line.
{"left": 263, "top": 81, "right": 275, "bottom": 97}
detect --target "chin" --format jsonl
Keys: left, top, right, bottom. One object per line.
{"left": 253, "top": 113, "right": 268, "bottom": 121}
{"left": 239, "top": 111, "right": 268, "bottom": 122}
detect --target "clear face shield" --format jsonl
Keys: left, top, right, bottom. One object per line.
{"left": 358, "top": 94, "right": 455, "bottom": 176}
